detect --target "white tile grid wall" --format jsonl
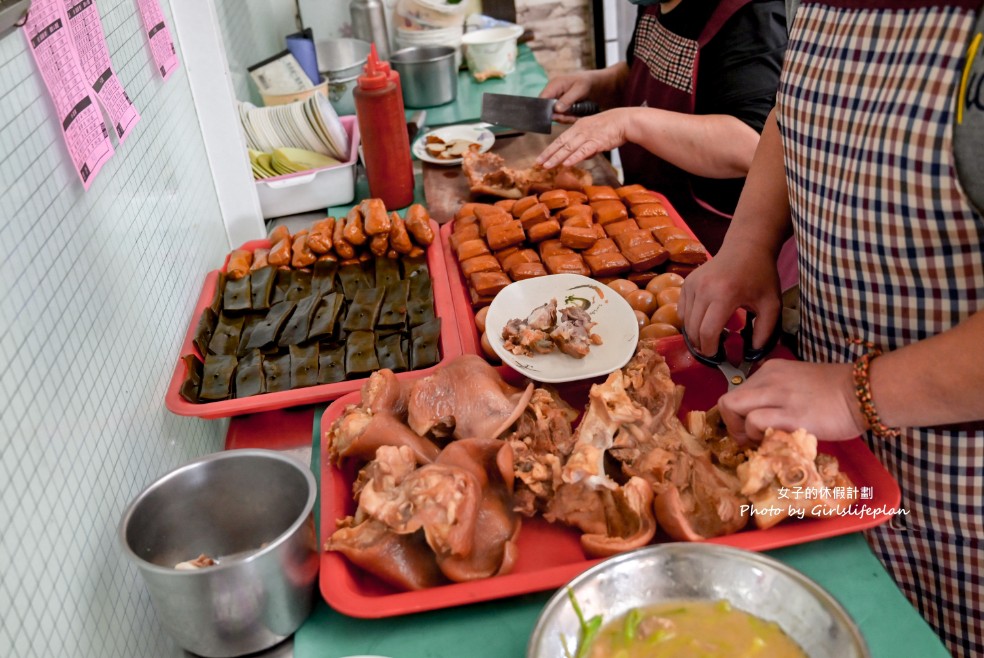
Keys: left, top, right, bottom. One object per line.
{"left": 0, "top": 1, "right": 230, "bottom": 657}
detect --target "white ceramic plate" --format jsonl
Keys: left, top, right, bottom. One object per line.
{"left": 485, "top": 274, "right": 639, "bottom": 383}
{"left": 412, "top": 123, "right": 495, "bottom": 165}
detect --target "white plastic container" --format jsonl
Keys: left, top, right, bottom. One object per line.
{"left": 461, "top": 25, "right": 524, "bottom": 76}
{"left": 255, "top": 115, "right": 361, "bottom": 218}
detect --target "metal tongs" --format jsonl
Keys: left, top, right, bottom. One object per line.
{"left": 683, "top": 313, "right": 780, "bottom": 391}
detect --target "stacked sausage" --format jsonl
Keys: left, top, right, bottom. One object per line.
{"left": 449, "top": 184, "right": 708, "bottom": 309}
{"left": 226, "top": 200, "right": 435, "bottom": 276}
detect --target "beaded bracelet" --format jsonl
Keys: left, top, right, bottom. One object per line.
{"left": 850, "top": 339, "right": 901, "bottom": 439}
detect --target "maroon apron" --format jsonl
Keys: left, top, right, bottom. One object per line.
{"left": 620, "top": 0, "right": 751, "bottom": 217}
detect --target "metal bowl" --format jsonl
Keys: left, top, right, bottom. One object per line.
{"left": 527, "top": 543, "right": 870, "bottom": 658}
{"left": 119, "top": 449, "right": 319, "bottom": 658}
{"left": 316, "top": 38, "right": 372, "bottom": 80}
{"left": 390, "top": 46, "right": 458, "bottom": 108}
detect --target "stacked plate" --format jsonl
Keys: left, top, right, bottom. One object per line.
{"left": 238, "top": 93, "right": 349, "bottom": 168}
{"left": 249, "top": 147, "right": 340, "bottom": 180}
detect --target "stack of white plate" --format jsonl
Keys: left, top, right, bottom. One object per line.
{"left": 394, "top": 0, "right": 466, "bottom": 68}
{"left": 237, "top": 93, "right": 349, "bottom": 164}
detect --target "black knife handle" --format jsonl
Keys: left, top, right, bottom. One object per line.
{"left": 567, "top": 101, "right": 600, "bottom": 117}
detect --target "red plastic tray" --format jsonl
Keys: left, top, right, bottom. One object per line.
{"left": 165, "top": 220, "right": 462, "bottom": 419}
{"left": 440, "top": 191, "right": 705, "bottom": 357}
{"left": 318, "top": 341, "right": 901, "bottom": 618}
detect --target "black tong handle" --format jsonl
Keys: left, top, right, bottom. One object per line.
{"left": 683, "top": 312, "right": 780, "bottom": 367}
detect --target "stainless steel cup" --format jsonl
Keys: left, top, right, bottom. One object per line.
{"left": 119, "top": 449, "right": 319, "bottom": 658}
{"left": 390, "top": 46, "right": 458, "bottom": 108}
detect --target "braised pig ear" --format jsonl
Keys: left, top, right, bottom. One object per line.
{"left": 376, "top": 333, "right": 409, "bottom": 373}
{"left": 317, "top": 344, "right": 347, "bottom": 385}
{"left": 193, "top": 307, "right": 218, "bottom": 358}
{"left": 345, "top": 330, "right": 380, "bottom": 378}
{"left": 328, "top": 406, "right": 440, "bottom": 465}
{"left": 327, "top": 521, "right": 447, "bottom": 591}
{"left": 249, "top": 266, "right": 276, "bottom": 311}
{"left": 579, "top": 477, "right": 657, "bottom": 558}
{"left": 308, "top": 292, "right": 344, "bottom": 342}
{"left": 410, "top": 318, "right": 441, "bottom": 369}
{"left": 200, "top": 354, "right": 238, "bottom": 401}
{"left": 433, "top": 439, "right": 522, "bottom": 581}
{"left": 208, "top": 312, "right": 245, "bottom": 356}
{"left": 290, "top": 343, "right": 319, "bottom": 389}
{"left": 179, "top": 354, "right": 204, "bottom": 403}
{"left": 235, "top": 349, "right": 265, "bottom": 398}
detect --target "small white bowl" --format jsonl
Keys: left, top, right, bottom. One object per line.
{"left": 461, "top": 25, "right": 525, "bottom": 76}
{"left": 485, "top": 274, "right": 639, "bottom": 383}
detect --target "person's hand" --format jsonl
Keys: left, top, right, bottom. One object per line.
{"left": 678, "top": 245, "right": 782, "bottom": 357}
{"left": 717, "top": 360, "right": 867, "bottom": 444}
{"left": 540, "top": 72, "right": 594, "bottom": 124}
{"left": 536, "top": 109, "right": 632, "bottom": 168}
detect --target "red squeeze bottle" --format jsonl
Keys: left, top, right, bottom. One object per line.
{"left": 354, "top": 44, "right": 414, "bottom": 209}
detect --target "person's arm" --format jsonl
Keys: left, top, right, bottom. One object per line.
{"left": 536, "top": 106, "right": 759, "bottom": 176}
{"left": 538, "top": 63, "right": 630, "bottom": 119}
{"left": 679, "top": 108, "right": 792, "bottom": 354}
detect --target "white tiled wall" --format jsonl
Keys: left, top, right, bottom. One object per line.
{"left": 0, "top": 1, "right": 231, "bottom": 656}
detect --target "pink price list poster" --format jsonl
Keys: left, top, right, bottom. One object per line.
{"left": 136, "top": 0, "right": 179, "bottom": 81}
{"left": 65, "top": 0, "right": 141, "bottom": 142}
{"left": 23, "top": 0, "right": 114, "bottom": 190}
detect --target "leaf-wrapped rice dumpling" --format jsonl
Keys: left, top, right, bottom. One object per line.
{"left": 271, "top": 269, "right": 292, "bottom": 305}
{"left": 375, "top": 257, "right": 401, "bottom": 289}
{"left": 308, "top": 292, "right": 344, "bottom": 341}
{"left": 318, "top": 344, "right": 347, "bottom": 384}
{"left": 263, "top": 351, "right": 292, "bottom": 393}
{"left": 410, "top": 318, "right": 441, "bottom": 369}
{"left": 378, "top": 280, "right": 410, "bottom": 329}
{"left": 244, "top": 300, "right": 296, "bottom": 351}
{"left": 250, "top": 266, "right": 276, "bottom": 310}
{"left": 338, "top": 263, "right": 373, "bottom": 300}
{"left": 290, "top": 344, "right": 320, "bottom": 388}
{"left": 200, "top": 354, "right": 238, "bottom": 400}
{"left": 312, "top": 257, "right": 338, "bottom": 295}
{"left": 376, "top": 332, "right": 408, "bottom": 372}
{"left": 346, "top": 331, "right": 379, "bottom": 377}
{"left": 208, "top": 312, "right": 245, "bottom": 355}
{"left": 342, "top": 287, "right": 384, "bottom": 333}
{"left": 279, "top": 294, "right": 321, "bottom": 347}
{"left": 235, "top": 349, "right": 265, "bottom": 397}
{"left": 193, "top": 307, "right": 218, "bottom": 357}
{"left": 179, "top": 354, "right": 203, "bottom": 403}
{"left": 223, "top": 275, "right": 251, "bottom": 312}
{"left": 286, "top": 270, "right": 312, "bottom": 302}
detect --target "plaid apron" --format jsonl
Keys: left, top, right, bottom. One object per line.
{"left": 620, "top": 0, "right": 751, "bottom": 216}
{"left": 779, "top": 1, "right": 984, "bottom": 655}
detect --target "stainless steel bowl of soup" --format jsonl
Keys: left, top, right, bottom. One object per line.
{"left": 527, "top": 543, "right": 870, "bottom": 658}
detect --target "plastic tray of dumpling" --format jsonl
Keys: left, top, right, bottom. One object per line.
{"left": 164, "top": 220, "right": 462, "bottom": 419}
{"left": 317, "top": 340, "right": 901, "bottom": 618}
{"left": 441, "top": 190, "right": 704, "bottom": 359}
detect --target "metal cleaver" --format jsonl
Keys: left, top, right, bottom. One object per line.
{"left": 480, "top": 93, "right": 600, "bottom": 134}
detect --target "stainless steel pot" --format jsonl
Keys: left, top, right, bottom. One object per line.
{"left": 119, "top": 449, "right": 319, "bottom": 658}
{"left": 317, "top": 38, "right": 372, "bottom": 116}
{"left": 527, "top": 543, "right": 870, "bottom": 658}
{"left": 390, "top": 46, "right": 458, "bottom": 108}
